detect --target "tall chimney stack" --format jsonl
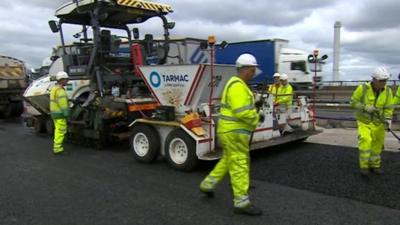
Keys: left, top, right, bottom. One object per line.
{"left": 333, "top": 21, "right": 341, "bottom": 81}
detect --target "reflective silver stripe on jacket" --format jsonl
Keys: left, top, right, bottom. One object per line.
{"left": 233, "top": 104, "right": 256, "bottom": 114}
{"left": 219, "top": 115, "right": 240, "bottom": 122}
{"left": 231, "top": 129, "right": 252, "bottom": 135}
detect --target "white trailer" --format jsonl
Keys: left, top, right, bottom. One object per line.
{"left": 129, "top": 63, "right": 319, "bottom": 171}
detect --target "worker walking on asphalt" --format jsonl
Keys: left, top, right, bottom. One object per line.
{"left": 50, "top": 71, "right": 70, "bottom": 155}
{"left": 275, "top": 73, "right": 293, "bottom": 108}
{"left": 199, "top": 53, "right": 263, "bottom": 216}
{"left": 350, "top": 67, "right": 393, "bottom": 176}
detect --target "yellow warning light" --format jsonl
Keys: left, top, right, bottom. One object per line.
{"left": 208, "top": 36, "right": 216, "bottom": 45}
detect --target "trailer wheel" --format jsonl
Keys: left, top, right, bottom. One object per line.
{"left": 130, "top": 124, "right": 160, "bottom": 163}
{"left": 165, "top": 129, "right": 198, "bottom": 171}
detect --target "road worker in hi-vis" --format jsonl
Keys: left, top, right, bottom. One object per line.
{"left": 50, "top": 71, "right": 70, "bottom": 155}
{"left": 275, "top": 73, "right": 293, "bottom": 108}
{"left": 199, "top": 53, "right": 263, "bottom": 216}
{"left": 267, "top": 72, "right": 281, "bottom": 96}
{"left": 350, "top": 67, "right": 393, "bottom": 176}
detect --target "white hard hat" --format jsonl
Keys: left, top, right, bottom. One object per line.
{"left": 280, "top": 73, "right": 288, "bottom": 80}
{"left": 56, "top": 71, "right": 69, "bottom": 81}
{"left": 372, "top": 67, "right": 391, "bottom": 80}
{"left": 235, "top": 53, "right": 258, "bottom": 68}
{"left": 273, "top": 73, "right": 280, "bottom": 78}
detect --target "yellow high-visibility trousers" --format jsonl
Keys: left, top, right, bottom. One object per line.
{"left": 53, "top": 118, "right": 67, "bottom": 154}
{"left": 357, "top": 121, "right": 385, "bottom": 169}
{"left": 200, "top": 131, "right": 251, "bottom": 208}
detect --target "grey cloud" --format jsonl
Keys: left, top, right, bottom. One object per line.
{"left": 346, "top": 0, "right": 400, "bottom": 30}
{"left": 157, "top": 0, "right": 334, "bottom": 26}
{"left": 341, "top": 30, "right": 400, "bottom": 65}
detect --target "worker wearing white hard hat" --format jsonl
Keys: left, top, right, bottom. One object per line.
{"left": 200, "top": 53, "right": 262, "bottom": 216}
{"left": 350, "top": 67, "right": 393, "bottom": 176}
{"left": 50, "top": 71, "right": 70, "bottom": 155}
{"left": 267, "top": 73, "right": 281, "bottom": 96}
{"left": 275, "top": 73, "right": 293, "bottom": 107}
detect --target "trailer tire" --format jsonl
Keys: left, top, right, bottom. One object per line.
{"left": 130, "top": 124, "right": 160, "bottom": 163}
{"left": 165, "top": 129, "right": 198, "bottom": 171}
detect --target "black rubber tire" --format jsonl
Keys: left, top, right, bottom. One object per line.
{"left": 130, "top": 124, "right": 160, "bottom": 163}
{"left": 165, "top": 129, "right": 198, "bottom": 171}
{"left": 12, "top": 102, "right": 23, "bottom": 117}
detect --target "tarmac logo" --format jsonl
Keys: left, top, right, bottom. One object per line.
{"left": 150, "top": 71, "right": 161, "bottom": 88}
{"left": 150, "top": 71, "right": 190, "bottom": 88}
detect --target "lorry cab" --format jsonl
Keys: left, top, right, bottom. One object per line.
{"left": 278, "top": 48, "right": 312, "bottom": 87}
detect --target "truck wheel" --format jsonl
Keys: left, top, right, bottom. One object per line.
{"left": 130, "top": 124, "right": 160, "bottom": 163}
{"left": 33, "top": 116, "right": 46, "bottom": 133}
{"left": 165, "top": 129, "right": 198, "bottom": 171}
{"left": 12, "top": 102, "right": 23, "bottom": 117}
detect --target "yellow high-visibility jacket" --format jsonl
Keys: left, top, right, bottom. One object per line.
{"left": 276, "top": 84, "right": 293, "bottom": 106}
{"left": 267, "top": 84, "right": 280, "bottom": 96}
{"left": 350, "top": 82, "right": 393, "bottom": 124}
{"left": 50, "top": 84, "right": 70, "bottom": 119}
{"left": 218, "top": 76, "right": 259, "bottom": 134}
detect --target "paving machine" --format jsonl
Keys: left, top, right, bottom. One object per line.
{"left": 24, "top": 0, "right": 176, "bottom": 145}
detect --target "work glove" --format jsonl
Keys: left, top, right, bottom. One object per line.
{"left": 258, "top": 113, "right": 265, "bottom": 123}
{"left": 255, "top": 100, "right": 263, "bottom": 109}
{"left": 364, "top": 105, "right": 377, "bottom": 113}
{"left": 385, "top": 119, "right": 392, "bottom": 130}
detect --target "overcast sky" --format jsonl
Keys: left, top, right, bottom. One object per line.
{"left": 0, "top": 0, "right": 399, "bottom": 81}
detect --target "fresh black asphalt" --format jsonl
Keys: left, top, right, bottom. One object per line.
{"left": 1, "top": 118, "right": 400, "bottom": 225}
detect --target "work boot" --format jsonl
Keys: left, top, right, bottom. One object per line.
{"left": 53, "top": 151, "right": 64, "bottom": 155}
{"left": 371, "top": 168, "right": 383, "bottom": 175}
{"left": 234, "top": 205, "right": 263, "bottom": 216}
{"left": 359, "top": 168, "right": 370, "bottom": 177}
{"left": 199, "top": 178, "right": 216, "bottom": 198}
{"left": 200, "top": 189, "right": 214, "bottom": 198}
